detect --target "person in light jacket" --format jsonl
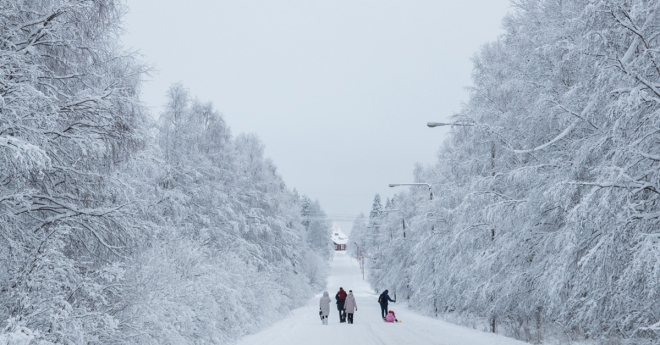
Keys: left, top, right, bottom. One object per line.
{"left": 319, "top": 291, "right": 331, "bottom": 325}
{"left": 343, "top": 290, "right": 358, "bottom": 324}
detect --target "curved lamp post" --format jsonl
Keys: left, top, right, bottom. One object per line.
{"left": 389, "top": 183, "right": 433, "bottom": 200}
{"left": 427, "top": 122, "right": 474, "bottom": 128}
{"left": 428, "top": 120, "right": 495, "bottom": 176}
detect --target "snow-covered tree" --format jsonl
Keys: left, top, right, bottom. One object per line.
{"left": 297, "top": 195, "right": 332, "bottom": 286}
{"left": 0, "top": 2, "right": 332, "bottom": 343}
{"left": 358, "top": 1, "right": 660, "bottom": 344}
{"left": 347, "top": 213, "right": 368, "bottom": 258}
{"left": 110, "top": 84, "right": 331, "bottom": 344}
{"left": 0, "top": 1, "right": 147, "bottom": 343}
{"left": 300, "top": 197, "right": 332, "bottom": 259}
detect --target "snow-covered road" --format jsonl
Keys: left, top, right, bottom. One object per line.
{"left": 237, "top": 251, "right": 529, "bottom": 345}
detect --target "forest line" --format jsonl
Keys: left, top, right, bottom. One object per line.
{"left": 349, "top": 1, "right": 660, "bottom": 344}
{"left": 0, "top": 2, "right": 333, "bottom": 344}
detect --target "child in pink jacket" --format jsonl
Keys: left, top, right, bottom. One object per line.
{"left": 385, "top": 310, "right": 398, "bottom": 323}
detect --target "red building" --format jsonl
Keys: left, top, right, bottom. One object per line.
{"left": 332, "top": 224, "right": 348, "bottom": 251}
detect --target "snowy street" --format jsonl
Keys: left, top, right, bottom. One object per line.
{"left": 237, "top": 251, "right": 529, "bottom": 345}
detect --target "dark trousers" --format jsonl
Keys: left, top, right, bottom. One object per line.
{"left": 347, "top": 313, "right": 354, "bottom": 324}
{"left": 380, "top": 304, "right": 388, "bottom": 319}
{"left": 338, "top": 309, "right": 346, "bottom": 322}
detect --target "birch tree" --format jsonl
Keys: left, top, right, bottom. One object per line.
{"left": 0, "top": 1, "right": 147, "bottom": 343}
{"left": 354, "top": 1, "right": 660, "bottom": 343}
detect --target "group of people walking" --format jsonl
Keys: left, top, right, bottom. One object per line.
{"left": 319, "top": 287, "right": 357, "bottom": 325}
{"left": 319, "top": 288, "right": 397, "bottom": 325}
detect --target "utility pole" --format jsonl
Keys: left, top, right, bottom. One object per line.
{"left": 432, "top": 224, "right": 437, "bottom": 317}
{"left": 361, "top": 254, "right": 365, "bottom": 280}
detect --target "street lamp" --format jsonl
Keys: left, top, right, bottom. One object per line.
{"left": 427, "top": 122, "right": 474, "bottom": 128}
{"left": 389, "top": 183, "right": 433, "bottom": 200}
{"left": 428, "top": 120, "right": 495, "bottom": 176}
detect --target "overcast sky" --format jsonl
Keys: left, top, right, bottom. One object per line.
{"left": 121, "top": 0, "right": 511, "bottom": 233}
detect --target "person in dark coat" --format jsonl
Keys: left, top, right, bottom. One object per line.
{"left": 335, "top": 287, "right": 347, "bottom": 322}
{"left": 378, "top": 289, "right": 395, "bottom": 319}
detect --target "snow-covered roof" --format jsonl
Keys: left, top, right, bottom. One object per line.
{"left": 332, "top": 223, "right": 348, "bottom": 245}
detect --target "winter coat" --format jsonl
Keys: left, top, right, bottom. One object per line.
{"left": 319, "top": 291, "right": 331, "bottom": 316}
{"left": 378, "top": 290, "right": 395, "bottom": 306}
{"left": 344, "top": 293, "right": 357, "bottom": 313}
{"left": 335, "top": 289, "right": 346, "bottom": 310}
{"left": 385, "top": 311, "right": 396, "bottom": 323}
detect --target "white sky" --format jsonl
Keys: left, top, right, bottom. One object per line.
{"left": 121, "top": 0, "right": 511, "bottom": 233}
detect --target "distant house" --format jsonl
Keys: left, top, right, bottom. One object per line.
{"left": 331, "top": 224, "right": 348, "bottom": 251}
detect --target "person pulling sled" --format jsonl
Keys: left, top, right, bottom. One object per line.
{"left": 378, "top": 289, "right": 395, "bottom": 320}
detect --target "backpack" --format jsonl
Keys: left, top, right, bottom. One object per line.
{"left": 378, "top": 294, "right": 384, "bottom": 304}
